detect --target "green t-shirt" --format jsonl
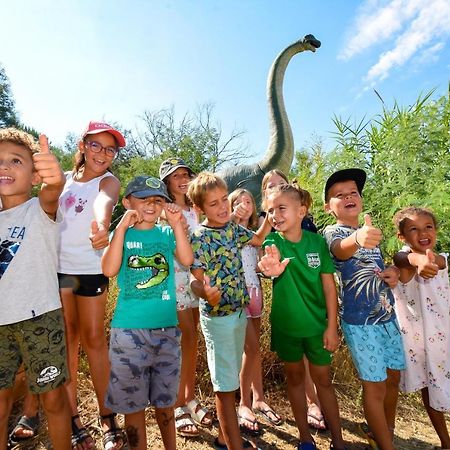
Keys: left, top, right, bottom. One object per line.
{"left": 112, "top": 225, "right": 177, "bottom": 329}
{"left": 263, "top": 230, "right": 335, "bottom": 337}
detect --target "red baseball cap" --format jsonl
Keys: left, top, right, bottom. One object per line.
{"left": 82, "top": 121, "right": 126, "bottom": 148}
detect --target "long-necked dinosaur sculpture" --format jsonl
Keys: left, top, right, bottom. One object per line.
{"left": 220, "top": 34, "right": 321, "bottom": 207}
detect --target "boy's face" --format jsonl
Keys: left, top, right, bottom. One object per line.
{"left": 325, "top": 180, "right": 362, "bottom": 223}
{"left": 122, "top": 195, "right": 165, "bottom": 226}
{"left": 266, "top": 192, "right": 306, "bottom": 233}
{"left": 200, "top": 187, "right": 230, "bottom": 227}
{"left": 0, "top": 142, "right": 40, "bottom": 203}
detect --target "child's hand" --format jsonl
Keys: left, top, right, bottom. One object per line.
{"left": 323, "top": 326, "right": 340, "bottom": 352}
{"left": 378, "top": 265, "right": 400, "bottom": 289}
{"left": 258, "top": 244, "right": 290, "bottom": 277}
{"left": 89, "top": 220, "right": 110, "bottom": 250}
{"left": 232, "top": 202, "right": 251, "bottom": 223}
{"left": 355, "top": 214, "right": 382, "bottom": 249}
{"left": 32, "top": 135, "right": 64, "bottom": 187}
{"left": 116, "top": 209, "right": 141, "bottom": 231}
{"left": 203, "top": 274, "right": 221, "bottom": 306}
{"left": 415, "top": 249, "right": 440, "bottom": 279}
{"left": 164, "top": 203, "right": 182, "bottom": 228}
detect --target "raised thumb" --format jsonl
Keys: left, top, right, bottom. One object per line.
{"left": 364, "top": 214, "right": 372, "bottom": 227}
{"left": 426, "top": 248, "right": 435, "bottom": 263}
{"left": 91, "top": 220, "right": 99, "bottom": 235}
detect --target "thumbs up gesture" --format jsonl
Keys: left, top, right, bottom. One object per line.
{"left": 416, "top": 248, "right": 439, "bottom": 279}
{"left": 203, "top": 274, "right": 221, "bottom": 306}
{"left": 232, "top": 201, "right": 251, "bottom": 224}
{"left": 355, "top": 214, "right": 382, "bottom": 249}
{"left": 89, "top": 220, "right": 109, "bottom": 250}
{"left": 32, "top": 135, "right": 64, "bottom": 187}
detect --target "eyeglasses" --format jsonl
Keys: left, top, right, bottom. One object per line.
{"left": 84, "top": 140, "right": 118, "bottom": 157}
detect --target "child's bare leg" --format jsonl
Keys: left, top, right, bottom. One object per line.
{"left": 362, "top": 380, "right": 395, "bottom": 450}
{"left": 0, "top": 388, "right": 14, "bottom": 449}
{"left": 284, "top": 361, "right": 313, "bottom": 444}
{"left": 309, "top": 362, "right": 344, "bottom": 448}
{"left": 216, "top": 391, "right": 244, "bottom": 449}
{"left": 384, "top": 369, "right": 400, "bottom": 439}
{"left": 239, "top": 319, "right": 259, "bottom": 428}
{"left": 125, "top": 410, "right": 147, "bottom": 450}
{"left": 421, "top": 387, "right": 450, "bottom": 449}
{"left": 155, "top": 407, "right": 176, "bottom": 450}
{"left": 40, "top": 385, "right": 71, "bottom": 450}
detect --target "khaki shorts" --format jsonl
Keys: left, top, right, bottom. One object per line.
{"left": 0, "top": 309, "right": 68, "bottom": 393}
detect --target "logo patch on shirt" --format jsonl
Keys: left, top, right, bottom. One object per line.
{"left": 306, "top": 253, "right": 320, "bottom": 269}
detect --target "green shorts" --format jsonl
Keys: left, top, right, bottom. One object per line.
{"left": 271, "top": 327, "right": 331, "bottom": 365}
{"left": 0, "top": 308, "right": 68, "bottom": 394}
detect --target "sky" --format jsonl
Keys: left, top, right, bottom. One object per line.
{"left": 1, "top": 0, "right": 449, "bottom": 164}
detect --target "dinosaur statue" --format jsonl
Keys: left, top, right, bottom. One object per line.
{"left": 220, "top": 34, "right": 321, "bottom": 207}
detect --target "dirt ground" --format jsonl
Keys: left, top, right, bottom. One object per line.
{"left": 8, "top": 376, "right": 448, "bottom": 450}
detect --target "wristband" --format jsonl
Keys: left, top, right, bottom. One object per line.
{"left": 354, "top": 230, "right": 362, "bottom": 248}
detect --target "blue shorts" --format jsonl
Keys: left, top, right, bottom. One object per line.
{"left": 200, "top": 310, "right": 246, "bottom": 392}
{"left": 342, "top": 320, "right": 406, "bottom": 382}
{"left": 106, "top": 327, "right": 181, "bottom": 413}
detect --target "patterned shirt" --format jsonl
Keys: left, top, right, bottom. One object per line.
{"left": 323, "top": 224, "right": 396, "bottom": 325}
{"left": 191, "top": 221, "right": 253, "bottom": 317}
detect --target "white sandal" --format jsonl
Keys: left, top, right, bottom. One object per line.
{"left": 186, "top": 399, "right": 213, "bottom": 428}
{"left": 175, "top": 406, "right": 199, "bottom": 437}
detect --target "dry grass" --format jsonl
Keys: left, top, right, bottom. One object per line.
{"left": 8, "top": 279, "right": 449, "bottom": 449}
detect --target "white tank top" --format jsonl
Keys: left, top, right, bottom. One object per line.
{"left": 58, "top": 171, "right": 115, "bottom": 274}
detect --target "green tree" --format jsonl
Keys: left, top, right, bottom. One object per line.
{"left": 0, "top": 64, "right": 19, "bottom": 128}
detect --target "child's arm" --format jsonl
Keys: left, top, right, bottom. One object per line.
{"left": 249, "top": 214, "right": 272, "bottom": 247}
{"left": 190, "top": 270, "right": 221, "bottom": 306}
{"left": 34, "top": 135, "right": 65, "bottom": 218}
{"left": 164, "top": 203, "right": 194, "bottom": 267}
{"left": 90, "top": 176, "right": 121, "bottom": 250}
{"left": 378, "top": 265, "right": 400, "bottom": 288}
{"left": 102, "top": 210, "right": 140, "bottom": 277}
{"left": 321, "top": 273, "right": 340, "bottom": 352}
{"left": 330, "top": 214, "right": 382, "bottom": 260}
{"left": 258, "top": 244, "right": 290, "bottom": 278}
{"left": 394, "top": 248, "right": 445, "bottom": 279}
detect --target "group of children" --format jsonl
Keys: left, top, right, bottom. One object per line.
{"left": 0, "top": 124, "right": 449, "bottom": 450}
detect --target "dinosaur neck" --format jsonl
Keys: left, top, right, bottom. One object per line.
{"left": 259, "top": 41, "right": 308, "bottom": 174}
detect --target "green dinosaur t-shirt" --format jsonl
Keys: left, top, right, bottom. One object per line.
{"left": 263, "top": 230, "right": 335, "bottom": 338}
{"left": 112, "top": 225, "right": 177, "bottom": 329}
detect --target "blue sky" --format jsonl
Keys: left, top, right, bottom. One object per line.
{"left": 1, "top": 0, "right": 449, "bottom": 163}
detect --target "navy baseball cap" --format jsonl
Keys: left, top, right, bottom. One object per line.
{"left": 124, "top": 176, "right": 171, "bottom": 201}
{"left": 324, "top": 168, "right": 366, "bottom": 201}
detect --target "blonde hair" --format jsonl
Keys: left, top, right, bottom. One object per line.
{"left": 393, "top": 206, "right": 438, "bottom": 235}
{"left": 187, "top": 171, "right": 228, "bottom": 208}
{"left": 267, "top": 184, "right": 312, "bottom": 212}
{"left": 261, "top": 169, "right": 289, "bottom": 211}
{"left": 0, "top": 128, "right": 40, "bottom": 155}
{"left": 228, "top": 188, "right": 258, "bottom": 230}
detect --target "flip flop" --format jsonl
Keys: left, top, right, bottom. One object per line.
{"left": 213, "top": 438, "right": 261, "bottom": 449}
{"left": 358, "top": 422, "right": 379, "bottom": 450}
{"left": 8, "top": 415, "right": 40, "bottom": 448}
{"left": 254, "top": 406, "right": 283, "bottom": 426}
{"left": 186, "top": 399, "right": 213, "bottom": 428}
{"left": 175, "top": 406, "right": 199, "bottom": 437}
{"left": 238, "top": 413, "right": 262, "bottom": 436}
{"left": 307, "top": 404, "right": 327, "bottom": 431}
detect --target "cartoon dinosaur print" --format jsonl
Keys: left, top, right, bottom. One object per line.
{"left": 128, "top": 253, "right": 169, "bottom": 289}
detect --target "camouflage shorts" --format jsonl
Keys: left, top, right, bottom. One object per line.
{"left": 106, "top": 327, "right": 181, "bottom": 413}
{"left": 0, "top": 308, "right": 68, "bottom": 393}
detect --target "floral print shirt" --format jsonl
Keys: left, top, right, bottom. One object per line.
{"left": 323, "top": 224, "right": 396, "bottom": 325}
{"left": 191, "top": 221, "right": 253, "bottom": 317}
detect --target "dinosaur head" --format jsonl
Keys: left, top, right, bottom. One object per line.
{"left": 128, "top": 253, "right": 169, "bottom": 289}
{"left": 301, "top": 34, "right": 321, "bottom": 52}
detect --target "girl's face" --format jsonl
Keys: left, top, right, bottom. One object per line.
{"left": 80, "top": 131, "right": 117, "bottom": 174}
{"left": 166, "top": 168, "right": 191, "bottom": 197}
{"left": 266, "top": 192, "right": 306, "bottom": 236}
{"left": 399, "top": 213, "right": 437, "bottom": 254}
{"left": 264, "top": 174, "right": 287, "bottom": 197}
{"left": 232, "top": 193, "right": 254, "bottom": 222}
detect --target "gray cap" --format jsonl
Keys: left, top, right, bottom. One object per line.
{"left": 159, "top": 157, "right": 194, "bottom": 181}
{"left": 124, "top": 176, "right": 171, "bottom": 201}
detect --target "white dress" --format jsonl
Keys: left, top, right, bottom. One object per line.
{"left": 393, "top": 258, "right": 450, "bottom": 411}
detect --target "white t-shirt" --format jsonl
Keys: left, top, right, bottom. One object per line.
{"left": 0, "top": 198, "right": 62, "bottom": 325}
{"left": 58, "top": 172, "right": 115, "bottom": 274}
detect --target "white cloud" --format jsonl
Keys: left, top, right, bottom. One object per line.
{"left": 341, "top": 0, "right": 450, "bottom": 85}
